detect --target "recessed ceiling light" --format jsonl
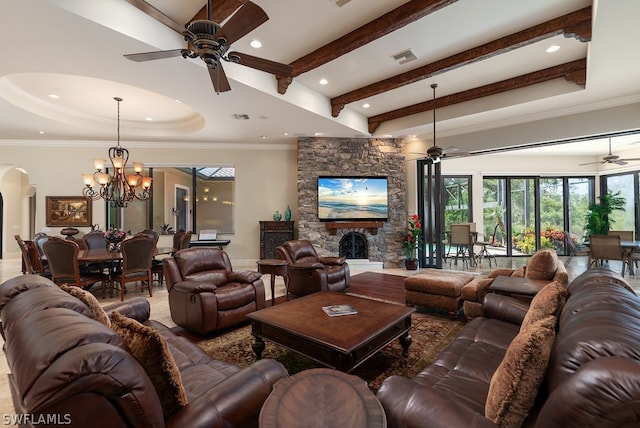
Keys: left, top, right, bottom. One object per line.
{"left": 145, "top": 117, "right": 153, "bottom": 121}
{"left": 261, "top": 135, "right": 267, "bottom": 139}
{"left": 250, "top": 39, "right": 262, "bottom": 48}
{"left": 48, "top": 94, "right": 59, "bottom": 99}
{"left": 284, "top": 132, "right": 289, "bottom": 136}
{"left": 39, "top": 130, "right": 45, "bottom": 134}
{"left": 546, "top": 45, "right": 560, "bottom": 53}
{"left": 319, "top": 78, "right": 328, "bottom": 85}
{"left": 362, "top": 103, "right": 370, "bottom": 108}
{"left": 314, "top": 132, "right": 322, "bottom": 136}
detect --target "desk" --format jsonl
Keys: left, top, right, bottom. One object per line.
{"left": 189, "top": 240, "right": 231, "bottom": 248}
{"left": 256, "top": 259, "right": 288, "bottom": 305}
{"left": 489, "top": 275, "right": 549, "bottom": 297}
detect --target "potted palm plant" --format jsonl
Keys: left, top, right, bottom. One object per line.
{"left": 584, "top": 191, "right": 626, "bottom": 238}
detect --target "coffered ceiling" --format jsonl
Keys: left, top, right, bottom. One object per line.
{"left": 1, "top": 0, "right": 639, "bottom": 156}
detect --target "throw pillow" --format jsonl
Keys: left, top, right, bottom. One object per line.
{"left": 110, "top": 311, "right": 188, "bottom": 418}
{"left": 59, "top": 284, "right": 110, "bottom": 327}
{"left": 485, "top": 316, "right": 556, "bottom": 428}
{"left": 525, "top": 249, "right": 558, "bottom": 280}
{"left": 520, "top": 280, "right": 567, "bottom": 331}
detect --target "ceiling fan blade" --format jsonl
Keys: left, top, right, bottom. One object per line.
{"left": 619, "top": 158, "right": 640, "bottom": 162}
{"left": 579, "top": 160, "right": 606, "bottom": 166}
{"left": 124, "top": 49, "right": 184, "bottom": 62}
{"left": 442, "top": 151, "right": 470, "bottom": 159}
{"left": 208, "top": 65, "right": 232, "bottom": 94}
{"left": 228, "top": 51, "right": 292, "bottom": 76}
{"left": 441, "top": 146, "right": 461, "bottom": 154}
{"left": 216, "top": 1, "right": 268, "bottom": 45}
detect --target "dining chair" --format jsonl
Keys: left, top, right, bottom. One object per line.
{"left": 449, "top": 224, "right": 474, "bottom": 268}
{"left": 588, "top": 234, "right": 631, "bottom": 276}
{"left": 172, "top": 230, "right": 193, "bottom": 254}
{"left": 15, "top": 235, "right": 35, "bottom": 274}
{"left": 83, "top": 230, "right": 107, "bottom": 250}
{"left": 111, "top": 235, "right": 155, "bottom": 301}
{"left": 136, "top": 229, "right": 164, "bottom": 285}
{"left": 42, "top": 236, "right": 106, "bottom": 295}
{"left": 31, "top": 232, "right": 51, "bottom": 277}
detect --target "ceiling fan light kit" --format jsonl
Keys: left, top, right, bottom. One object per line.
{"left": 579, "top": 137, "right": 640, "bottom": 166}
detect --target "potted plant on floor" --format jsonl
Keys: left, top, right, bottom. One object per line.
{"left": 584, "top": 190, "right": 626, "bottom": 239}
{"left": 402, "top": 214, "right": 422, "bottom": 270}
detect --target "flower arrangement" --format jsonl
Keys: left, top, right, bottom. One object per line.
{"left": 103, "top": 228, "right": 127, "bottom": 242}
{"left": 402, "top": 214, "right": 422, "bottom": 259}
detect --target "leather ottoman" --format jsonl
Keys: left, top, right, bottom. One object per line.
{"left": 404, "top": 269, "right": 476, "bottom": 319}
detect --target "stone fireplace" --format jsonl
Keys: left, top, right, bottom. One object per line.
{"left": 295, "top": 137, "right": 406, "bottom": 267}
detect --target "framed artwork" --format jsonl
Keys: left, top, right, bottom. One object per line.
{"left": 46, "top": 196, "right": 93, "bottom": 227}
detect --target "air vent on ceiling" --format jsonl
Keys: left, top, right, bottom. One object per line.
{"left": 392, "top": 49, "right": 417, "bottom": 65}
{"left": 330, "top": 0, "right": 352, "bottom": 7}
{"left": 234, "top": 114, "right": 250, "bottom": 120}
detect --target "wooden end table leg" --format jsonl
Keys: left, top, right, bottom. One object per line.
{"left": 399, "top": 332, "right": 412, "bottom": 358}
{"left": 252, "top": 336, "right": 265, "bottom": 360}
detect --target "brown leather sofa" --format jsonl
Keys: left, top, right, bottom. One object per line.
{"left": 461, "top": 248, "right": 569, "bottom": 319}
{"left": 275, "top": 239, "right": 350, "bottom": 297}
{"left": 0, "top": 274, "right": 288, "bottom": 428}
{"left": 163, "top": 247, "right": 266, "bottom": 335}
{"left": 376, "top": 268, "right": 640, "bottom": 427}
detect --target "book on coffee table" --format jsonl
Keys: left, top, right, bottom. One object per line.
{"left": 322, "top": 304, "right": 358, "bottom": 317}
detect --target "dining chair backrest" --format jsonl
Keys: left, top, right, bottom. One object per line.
{"left": 43, "top": 237, "right": 81, "bottom": 281}
{"left": 608, "top": 230, "right": 634, "bottom": 241}
{"left": 173, "top": 230, "right": 193, "bottom": 252}
{"left": 137, "top": 228, "right": 159, "bottom": 244}
{"left": 120, "top": 236, "right": 156, "bottom": 272}
{"left": 15, "top": 235, "right": 35, "bottom": 274}
{"left": 83, "top": 230, "right": 107, "bottom": 250}
{"left": 31, "top": 232, "right": 50, "bottom": 274}
{"left": 450, "top": 224, "right": 472, "bottom": 246}
{"left": 589, "top": 234, "right": 624, "bottom": 261}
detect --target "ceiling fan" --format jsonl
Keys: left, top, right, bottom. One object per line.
{"left": 411, "top": 84, "right": 469, "bottom": 163}
{"left": 124, "top": 1, "right": 293, "bottom": 94}
{"left": 579, "top": 138, "right": 640, "bottom": 166}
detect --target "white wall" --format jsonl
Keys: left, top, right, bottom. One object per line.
{"left": 0, "top": 142, "right": 297, "bottom": 264}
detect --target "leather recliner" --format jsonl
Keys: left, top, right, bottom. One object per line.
{"left": 163, "top": 247, "right": 265, "bottom": 335}
{"left": 275, "top": 239, "right": 350, "bottom": 297}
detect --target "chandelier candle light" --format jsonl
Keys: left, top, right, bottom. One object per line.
{"left": 82, "top": 97, "right": 152, "bottom": 208}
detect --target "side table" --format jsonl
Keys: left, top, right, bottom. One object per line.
{"left": 259, "top": 368, "right": 386, "bottom": 428}
{"left": 256, "top": 259, "right": 288, "bottom": 305}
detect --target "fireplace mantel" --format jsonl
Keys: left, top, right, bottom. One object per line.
{"left": 325, "top": 221, "right": 384, "bottom": 235}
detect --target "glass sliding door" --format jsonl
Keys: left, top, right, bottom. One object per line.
{"left": 539, "top": 178, "right": 566, "bottom": 254}
{"left": 482, "top": 178, "right": 507, "bottom": 254}
{"left": 604, "top": 173, "right": 636, "bottom": 235}
{"left": 417, "top": 159, "right": 444, "bottom": 268}
{"left": 443, "top": 176, "right": 472, "bottom": 232}
{"left": 568, "top": 177, "right": 593, "bottom": 244}
{"left": 509, "top": 178, "right": 537, "bottom": 255}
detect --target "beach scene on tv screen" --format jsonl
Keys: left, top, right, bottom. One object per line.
{"left": 318, "top": 177, "right": 388, "bottom": 220}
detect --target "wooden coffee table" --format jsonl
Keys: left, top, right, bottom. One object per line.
{"left": 246, "top": 291, "right": 415, "bottom": 373}
{"left": 259, "top": 368, "right": 386, "bottom": 428}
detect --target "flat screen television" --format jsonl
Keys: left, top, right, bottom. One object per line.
{"left": 317, "top": 176, "right": 389, "bottom": 222}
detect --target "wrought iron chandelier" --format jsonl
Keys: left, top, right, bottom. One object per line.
{"left": 82, "top": 97, "right": 152, "bottom": 208}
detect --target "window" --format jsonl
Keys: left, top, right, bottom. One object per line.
{"left": 443, "top": 176, "right": 472, "bottom": 232}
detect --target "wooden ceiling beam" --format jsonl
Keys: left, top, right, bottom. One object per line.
{"left": 367, "top": 58, "right": 587, "bottom": 134}
{"left": 333, "top": 6, "right": 592, "bottom": 117}
{"left": 276, "top": 0, "right": 459, "bottom": 94}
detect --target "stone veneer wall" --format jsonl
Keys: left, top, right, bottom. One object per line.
{"left": 297, "top": 137, "right": 406, "bottom": 268}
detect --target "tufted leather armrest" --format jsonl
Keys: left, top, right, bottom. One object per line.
{"left": 228, "top": 270, "right": 262, "bottom": 283}
{"left": 289, "top": 262, "right": 325, "bottom": 270}
{"left": 173, "top": 280, "right": 218, "bottom": 293}
{"left": 103, "top": 297, "right": 150, "bottom": 323}
{"left": 318, "top": 256, "right": 346, "bottom": 265}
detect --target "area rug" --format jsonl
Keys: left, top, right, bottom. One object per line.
{"left": 197, "top": 310, "right": 465, "bottom": 392}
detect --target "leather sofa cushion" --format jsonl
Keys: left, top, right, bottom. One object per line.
{"left": 111, "top": 311, "right": 188, "bottom": 418}
{"left": 485, "top": 315, "right": 556, "bottom": 427}
{"left": 214, "top": 283, "right": 258, "bottom": 310}
{"left": 520, "top": 280, "right": 567, "bottom": 331}
{"left": 60, "top": 284, "right": 110, "bottom": 327}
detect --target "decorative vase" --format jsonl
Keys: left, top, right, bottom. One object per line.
{"left": 105, "top": 237, "right": 124, "bottom": 252}
{"left": 273, "top": 211, "right": 282, "bottom": 221}
{"left": 405, "top": 258, "right": 419, "bottom": 270}
{"left": 284, "top": 205, "right": 292, "bottom": 221}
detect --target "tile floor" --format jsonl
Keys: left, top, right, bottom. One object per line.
{"left": 0, "top": 252, "right": 637, "bottom": 419}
